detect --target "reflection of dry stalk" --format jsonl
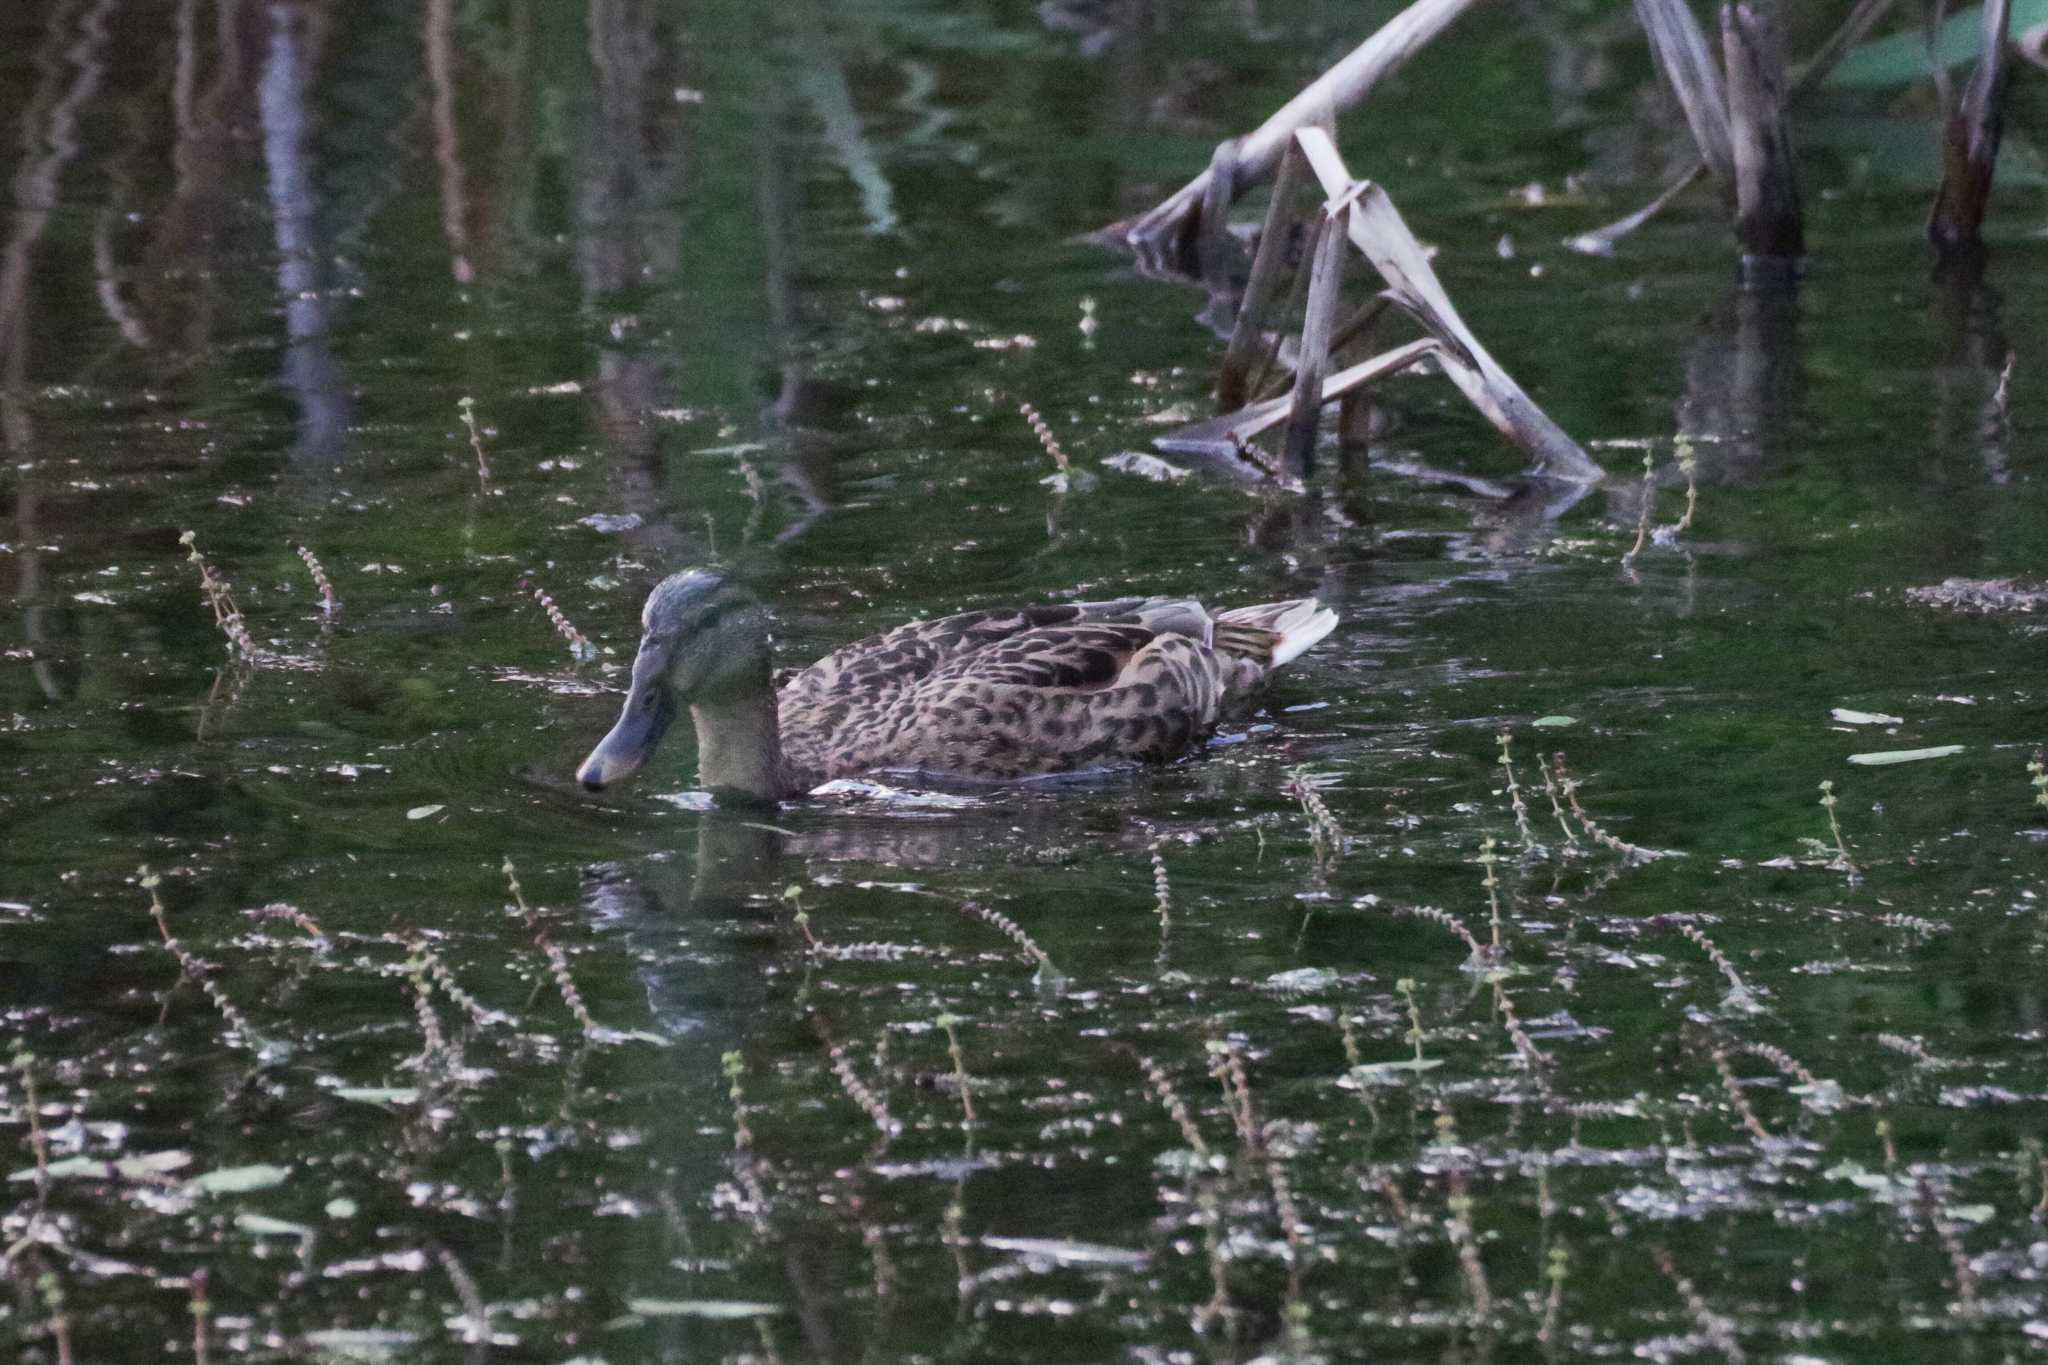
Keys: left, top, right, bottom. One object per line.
{"left": 1737, "top": 1040, "right": 1850, "bottom": 1107}
{"left": 435, "top": 1243, "right": 491, "bottom": 1343}
{"left": 295, "top": 544, "right": 338, "bottom": 612}
{"left": 1702, "top": 1037, "right": 1771, "bottom": 1142}
{"left": 1621, "top": 449, "right": 1655, "bottom": 567}
{"left": 1228, "top": 427, "right": 1302, "bottom": 490}
{"left": 721, "top": 1052, "right": 771, "bottom": 1216}
{"left": 1398, "top": 905, "right": 1490, "bottom": 966}
{"left": 1433, "top": 1112, "right": 1491, "bottom": 1318}
{"left": 936, "top": 1012, "right": 975, "bottom": 1127}
{"left": 1913, "top": 1176, "right": 1981, "bottom": 1313}
{"left": 813, "top": 1014, "right": 899, "bottom": 1138}
{"left": 179, "top": 531, "right": 257, "bottom": 657}
{"left": 1498, "top": 730, "right": 1537, "bottom": 851}
{"left": 1874, "top": 1033, "right": 1944, "bottom": 1068}
{"left": 502, "top": 858, "right": 596, "bottom": 1035}
{"left": 1551, "top": 752, "right": 1661, "bottom": 862}
{"left": 1538, "top": 1242, "right": 1568, "bottom": 1347}
{"left": 1651, "top": 1245, "right": 1745, "bottom": 1363}
{"left": 954, "top": 900, "right": 1059, "bottom": 979}
{"left": 457, "top": 396, "right": 492, "bottom": 482}
{"left": 1817, "top": 781, "right": 1857, "bottom": 875}
{"left": 189, "top": 1268, "right": 211, "bottom": 1365}
{"left": 139, "top": 865, "right": 264, "bottom": 1050}
{"left": 1664, "top": 435, "right": 1698, "bottom": 537}
{"left": 1673, "top": 919, "right": 1756, "bottom": 1008}
{"left": 1017, "top": 402, "right": 1070, "bottom": 473}
{"left": 1131, "top": 1051, "right": 1210, "bottom": 1154}
{"left": 2029, "top": 750, "right": 2048, "bottom": 814}
{"left": 1479, "top": 837, "right": 1506, "bottom": 952}
{"left": 1874, "top": 910, "right": 1940, "bottom": 936}
{"left": 521, "top": 577, "right": 596, "bottom": 661}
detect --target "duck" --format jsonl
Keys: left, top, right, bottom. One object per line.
{"left": 576, "top": 568, "right": 1339, "bottom": 804}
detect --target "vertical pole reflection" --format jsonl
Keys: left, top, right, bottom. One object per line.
{"left": 258, "top": 0, "right": 347, "bottom": 465}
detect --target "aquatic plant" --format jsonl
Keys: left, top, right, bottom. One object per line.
{"left": 178, "top": 531, "right": 257, "bottom": 658}
{"left": 520, "top": 577, "right": 597, "bottom": 662}
{"left": 294, "top": 544, "right": 338, "bottom": 612}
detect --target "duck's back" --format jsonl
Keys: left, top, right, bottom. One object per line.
{"left": 776, "top": 595, "right": 1333, "bottom": 785}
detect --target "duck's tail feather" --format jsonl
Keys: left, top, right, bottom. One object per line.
{"left": 1213, "top": 598, "right": 1338, "bottom": 669}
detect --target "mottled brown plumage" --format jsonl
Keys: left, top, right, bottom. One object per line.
{"left": 577, "top": 570, "right": 1338, "bottom": 804}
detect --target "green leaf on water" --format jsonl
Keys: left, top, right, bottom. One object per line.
{"left": 625, "top": 1298, "right": 782, "bottom": 1319}
{"left": 1830, "top": 707, "right": 1903, "bottom": 726}
{"left": 1531, "top": 715, "right": 1577, "bottom": 728}
{"left": 1826, "top": 2, "right": 2048, "bottom": 89}
{"left": 1847, "top": 745, "right": 1965, "bottom": 766}
{"left": 188, "top": 1163, "right": 291, "bottom": 1194}
{"left": 11, "top": 1149, "right": 192, "bottom": 1183}
{"left": 1351, "top": 1058, "right": 1443, "bottom": 1082}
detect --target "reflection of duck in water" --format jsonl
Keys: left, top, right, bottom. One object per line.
{"left": 577, "top": 569, "right": 1338, "bottom": 804}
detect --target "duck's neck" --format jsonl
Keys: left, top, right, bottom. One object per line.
{"left": 692, "top": 686, "right": 785, "bottom": 805}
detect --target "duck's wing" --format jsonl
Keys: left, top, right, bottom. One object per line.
{"left": 779, "top": 598, "right": 1162, "bottom": 713}
{"left": 819, "top": 621, "right": 1230, "bottom": 780}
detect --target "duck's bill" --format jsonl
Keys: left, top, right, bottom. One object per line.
{"left": 577, "top": 682, "right": 677, "bottom": 791}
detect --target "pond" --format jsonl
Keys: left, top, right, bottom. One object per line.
{"left": 3, "top": 0, "right": 2047, "bottom": 1360}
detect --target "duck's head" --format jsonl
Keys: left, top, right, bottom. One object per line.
{"left": 576, "top": 570, "right": 771, "bottom": 792}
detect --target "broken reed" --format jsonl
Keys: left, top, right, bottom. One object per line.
{"left": 936, "top": 1012, "right": 975, "bottom": 1126}
{"left": 521, "top": 577, "right": 596, "bottom": 661}
{"left": 1285, "top": 766, "right": 1346, "bottom": 861}
{"left": 954, "top": 900, "right": 1059, "bottom": 980}
{"left": 456, "top": 396, "right": 491, "bottom": 482}
{"left": 1017, "top": 402, "right": 1070, "bottom": 473}
{"left": 1550, "top": 752, "right": 1661, "bottom": 862}
{"left": 813, "top": 1013, "right": 899, "bottom": 1138}
{"left": 1671, "top": 918, "right": 1757, "bottom": 1009}
{"left": 179, "top": 531, "right": 257, "bottom": 657}
{"left": 138, "top": 865, "right": 265, "bottom": 1050}
{"left": 1652, "top": 1245, "right": 1745, "bottom": 1363}
{"left": 1497, "top": 730, "right": 1537, "bottom": 851}
{"left": 295, "top": 545, "right": 338, "bottom": 612}
{"left": 501, "top": 857, "right": 596, "bottom": 1035}
{"left": 1818, "top": 780, "right": 1857, "bottom": 875}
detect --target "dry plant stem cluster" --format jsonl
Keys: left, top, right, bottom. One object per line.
{"left": 179, "top": 531, "right": 257, "bottom": 657}
{"left": 1017, "top": 402, "right": 1071, "bottom": 473}
{"left": 953, "top": 900, "right": 1060, "bottom": 980}
{"left": 1550, "top": 752, "right": 1662, "bottom": 862}
{"left": 521, "top": 577, "right": 596, "bottom": 661}
{"left": 138, "top": 865, "right": 266, "bottom": 1050}
{"left": 1497, "top": 731, "right": 1538, "bottom": 852}
{"left": 456, "top": 396, "right": 492, "bottom": 483}
{"left": 295, "top": 544, "right": 339, "bottom": 611}
{"left": 500, "top": 857, "right": 596, "bottom": 1035}
{"left": 813, "top": 1013, "right": 899, "bottom": 1139}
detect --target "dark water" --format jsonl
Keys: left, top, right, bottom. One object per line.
{"left": 3, "top": 1, "right": 2047, "bottom": 1360}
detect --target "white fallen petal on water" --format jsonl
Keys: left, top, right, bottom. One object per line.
{"left": 627, "top": 1299, "right": 782, "bottom": 1319}
{"left": 1847, "top": 745, "right": 1965, "bottom": 766}
{"left": 982, "top": 1236, "right": 1151, "bottom": 1269}
{"left": 405, "top": 805, "right": 445, "bottom": 820}
{"left": 1831, "top": 707, "right": 1903, "bottom": 725}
